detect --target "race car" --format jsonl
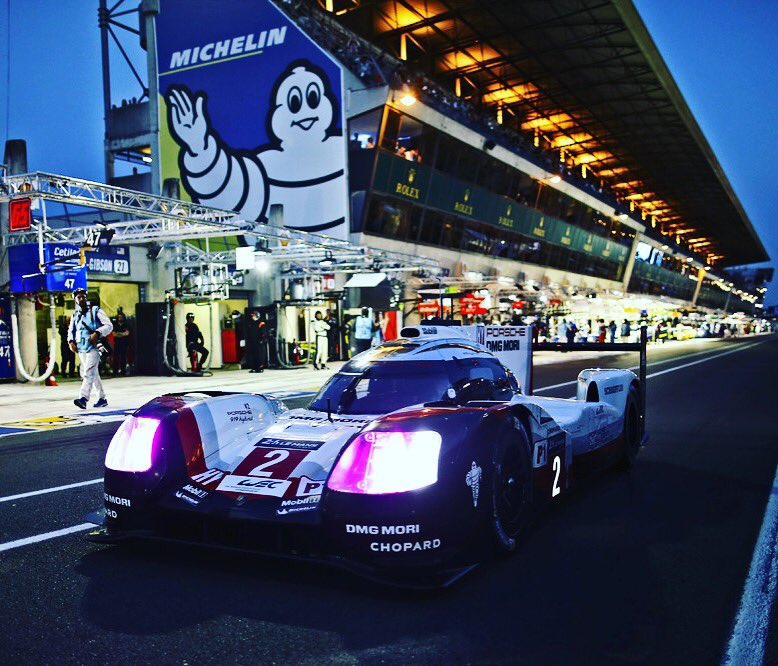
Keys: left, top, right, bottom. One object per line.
{"left": 88, "top": 324, "right": 645, "bottom": 587}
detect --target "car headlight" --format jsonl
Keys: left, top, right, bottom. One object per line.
{"left": 327, "top": 430, "right": 441, "bottom": 495}
{"left": 105, "top": 416, "right": 160, "bottom": 472}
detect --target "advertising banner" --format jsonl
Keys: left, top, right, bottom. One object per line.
{"left": 156, "top": 0, "right": 349, "bottom": 239}
{"left": 85, "top": 245, "right": 131, "bottom": 276}
{"left": 8, "top": 244, "right": 87, "bottom": 294}
{"left": 372, "top": 151, "right": 632, "bottom": 265}
{"left": 0, "top": 297, "right": 15, "bottom": 380}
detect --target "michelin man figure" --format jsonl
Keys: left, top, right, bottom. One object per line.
{"left": 465, "top": 461, "right": 482, "bottom": 508}
{"left": 166, "top": 59, "right": 347, "bottom": 234}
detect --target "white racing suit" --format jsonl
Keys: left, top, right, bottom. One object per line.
{"left": 313, "top": 318, "right": 330, "bottom": 367}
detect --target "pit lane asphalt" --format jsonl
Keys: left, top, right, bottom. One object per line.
{"left": 1, "top": 336, "right": 776, "bottom": 665}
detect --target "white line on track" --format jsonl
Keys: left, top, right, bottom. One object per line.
{"left": 0, "top": 523, "right": 94, "bottom": 553}
{"left": 533, "top": 339, "right": 769, "bottom": 394}
{"left": 723, "top": 463, "right": 778, "bottom": 664}
{"left": 0, "top": 478, "right": 102, "bottom": 504}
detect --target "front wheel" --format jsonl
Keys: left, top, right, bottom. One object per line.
{"left": 490, "top": 424, "right": 533, "bottom": 553}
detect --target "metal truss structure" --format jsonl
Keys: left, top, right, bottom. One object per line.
{"left": 0, "top": 171, "right": 441, "bottom": 278}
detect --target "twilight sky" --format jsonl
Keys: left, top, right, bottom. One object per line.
{"left": 0, "top": 0, "right": 776, "bottom": 303}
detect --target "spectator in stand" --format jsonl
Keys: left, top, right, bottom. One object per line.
{"left": 608, "top": 320, "right": 617, "bottom": 343}
{"left": 112, "top": 310, "right": 130, "bottom": 376}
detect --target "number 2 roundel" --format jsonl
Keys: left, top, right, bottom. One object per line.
{"left": 232, "top": 447, "right": 308, "bottom": 479}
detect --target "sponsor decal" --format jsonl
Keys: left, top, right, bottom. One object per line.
{"left": 277, "top": 495, "right": 320, "bottom": 515}
{"left": 465, "top": 461, "right": 482, "bottom": 507}
{"left": 346, "top": 524, "right": 420, "bottom": 535}
{"left": 421, "top": 326, "right": 437, "bottom": 335}
{"left": 256, "top": 436, "right": 323, "bottom": 451}
{"left": 217, "top": 475, "right": 291, "bottom": 497}
{"left": 485, "top": 338, "right": 521, "bottom": 352}
{"left": 191, "top": 469, "right": 225, "bottom": 485}
{"left": 534, "top": 441, "right": 548, "bottom": 468}
{"left": 175, "top": 491, "right": 201, "bottom": 506}
{"left": 106, "top": 508, "right": 118, "bottom": 519}
{"left": 604, "top": 384, "right": 624, "bottom": 395}
{"left": 288, "top": 414, "right": 371, "bottom": 424}
{"left": 104, "top": 493, "right": 131, "bottom": 507}
{"left": 370, "top": 539, "right": 441, "bottom": 552}
{"left": 226, "top": 403, "right": 254, "bottom": 423}
{"left": 296, "top": 476, "right": 324, "bottom": 497}
{"left": 281, "top": 496, "right": 320, "bottom": 508}
{"left": 182, "top": 484, "right": 208, "bottom": 499}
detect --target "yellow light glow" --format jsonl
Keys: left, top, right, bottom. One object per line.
{"left": 400, "top": 94, "right": 417, "bottom": 106}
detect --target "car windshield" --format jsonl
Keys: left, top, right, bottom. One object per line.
{"left": 308, "top": 359, "right": 510, "bottom": 415}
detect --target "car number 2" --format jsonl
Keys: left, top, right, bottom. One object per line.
{"left": 249, "top": 450, "right": 290, "bottom": 477}
{"left": 552, "top": 456, "right": 561, "bottom": 497}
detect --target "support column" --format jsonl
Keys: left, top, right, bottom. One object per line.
{"left": 16, "top": 297, "right": 39, "bottom": 381}
{"left": 621, "top": 233, "right": 642, "bottom": 291}
{"left": 691, "top": 268, "right": 705, "bottom": 306}
{"left": 142, "top": 0, "right": 161, "bottom": 194}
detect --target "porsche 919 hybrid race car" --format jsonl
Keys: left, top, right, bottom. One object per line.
{"left": 89, "top": 324, "right": 645, "bottom": 586}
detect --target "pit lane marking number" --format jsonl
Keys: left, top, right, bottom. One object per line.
{"left": 249, "top": 450, "right": 290, "bottom": 477}
{"left": 552, "top": 456, "right": 561, "bottom": 497}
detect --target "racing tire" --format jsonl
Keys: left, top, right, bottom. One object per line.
{"left": 618, "top": 386, "right": 641, "bottom": 469}
{"left": 490, "top": 422, "right": 533, "bottom": 553}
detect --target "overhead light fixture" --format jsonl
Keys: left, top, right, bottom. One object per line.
{"left": 319, "top": 250, "right": 334, "bottom": 267}
{"left": 399, "top": 84, "right": 416, "bottom": 106}
{"left": 618, "top": 212, "right": 628, "bottom": 221}
{"left": 141, "top": 155, "right": 152, "bottom": 164}
{"left": 548, "top": 175, "right": 561, "bottom": 184}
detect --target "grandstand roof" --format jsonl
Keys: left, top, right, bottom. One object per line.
{"left": 328, "top": 0, "right": 768, "bottom": 266}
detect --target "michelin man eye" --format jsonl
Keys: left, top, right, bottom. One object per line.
{"left": 287, "top": 86, "right": 302, "bottom": 113}
{"left": 306, "top": 82, "right": 321, "bottom": 109}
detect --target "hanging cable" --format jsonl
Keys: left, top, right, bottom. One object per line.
{"left": 10, "top": 294, "right": 57, "bottom": 383}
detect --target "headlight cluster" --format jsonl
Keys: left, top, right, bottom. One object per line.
{"left": 327, "top": 430, "right": 441, "bottom": 495}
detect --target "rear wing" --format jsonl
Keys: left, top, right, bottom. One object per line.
{"left": 532, "top": 326, "right": 648, "bottom": 421}
{"left": 403, "top": 323, "right": 647, "bottom": 418}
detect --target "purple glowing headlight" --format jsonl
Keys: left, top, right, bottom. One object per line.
{"left": 327, "top": 430, "right": 442, "bottom": 495}
{"left": 105, "top": 416, "right": 160, "bottom": 472}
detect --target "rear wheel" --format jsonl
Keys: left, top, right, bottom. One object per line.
{"left": 618, "top": 386, "right": 641, "bottom": 469}
{"left": 491, "top": 423, "right": 532, "bottom": 553}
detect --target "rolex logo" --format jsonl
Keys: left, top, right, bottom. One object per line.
{"left": 507, "top": 205, "right": 512, "bottom": 216}
{"left": 408, "top": 169, "right": 416, "bottom": 184}
{"left": 464, "top": 189, "right": 470, "bottom": 202}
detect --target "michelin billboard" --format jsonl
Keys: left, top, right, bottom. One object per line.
{"left": 156, "top": 0, "right": 349, "bottom": 239}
